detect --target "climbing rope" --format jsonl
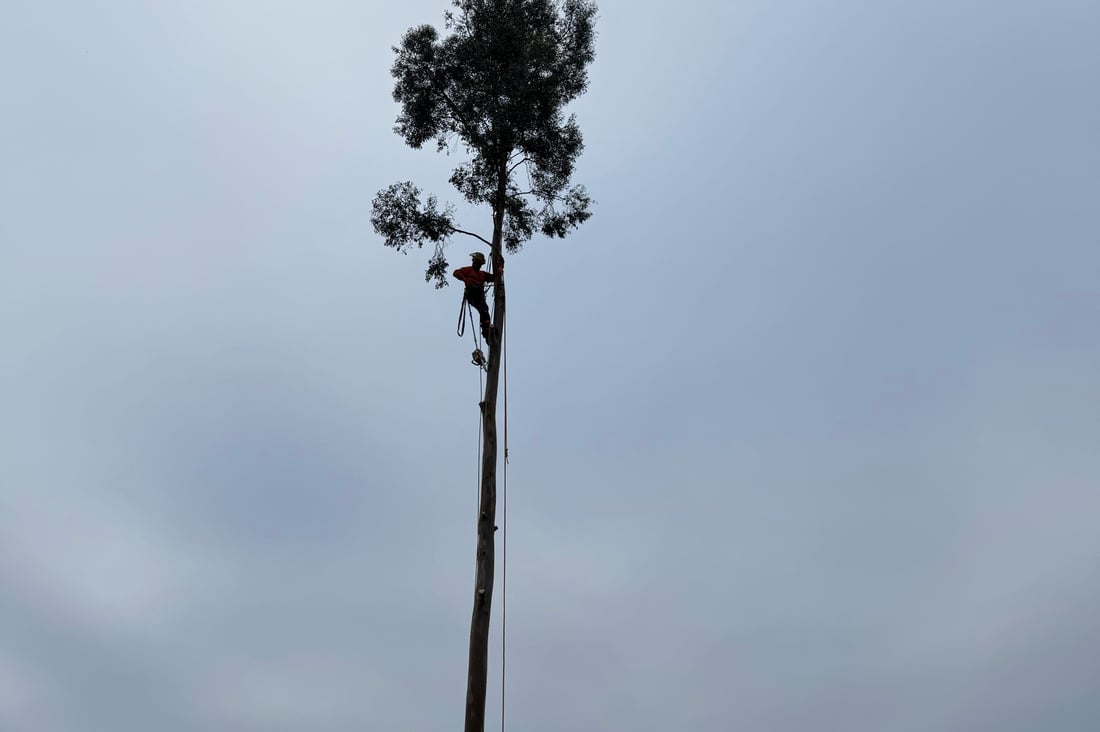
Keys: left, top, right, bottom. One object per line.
{"left": 476, "top": 342, "right": 484, "bottom": 513}
{"left": 487, "top": 259, "right": 509, "bottom": 732}
{"left": 500, "top": 301, "right": 508, "bottom": 732}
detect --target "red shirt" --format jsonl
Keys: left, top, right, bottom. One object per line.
{"left": 453, "top": 266, "right": 493, "bottom": 287}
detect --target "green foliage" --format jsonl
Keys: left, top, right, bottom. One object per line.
{"left": 372, "top": 0, "right": 597, "bottom": 284}
{"left": 371, "top": 182, "right": 456, "bottom": 287}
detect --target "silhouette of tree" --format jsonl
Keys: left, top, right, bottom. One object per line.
{"left": 371, "top": 2, "right": 596, "bottom": 730}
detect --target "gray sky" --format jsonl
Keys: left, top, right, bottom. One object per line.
{"left": 2, "top": 1, "right": 1099, "bottom": 730}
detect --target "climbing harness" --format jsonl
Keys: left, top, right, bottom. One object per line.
{"left": 457, "top": 279, "right": 496, "bottom": 372}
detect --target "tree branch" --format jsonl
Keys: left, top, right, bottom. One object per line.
{"left": 507, "top": 157, "right": 531, "bottom": 175}
{"left": 440, "top": 89, "right": 483, "bottom": 147}
{"left": 450, "top": 225, "right": 492, "bottom": 246}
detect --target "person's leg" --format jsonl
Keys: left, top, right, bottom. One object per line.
{"left": 477, "top": 302, "right": 491, "bottom": 336}
{"left": 468, "top": 290, "right": 491, "bottom": 333}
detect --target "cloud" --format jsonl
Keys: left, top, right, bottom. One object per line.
{"left": 3, "top": 0, "right": 1099, "bottom": 730}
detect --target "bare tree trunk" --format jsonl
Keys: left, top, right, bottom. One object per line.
{"left": 464, "top": 174, "right": 508, "bottom": 732}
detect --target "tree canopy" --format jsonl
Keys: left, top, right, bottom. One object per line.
{"left": 371, "top": 0, "right": 597, "bottom": 286}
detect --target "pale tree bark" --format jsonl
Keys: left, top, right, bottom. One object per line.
{"left": 464, "top": 168, "right": 508, "bottom": 732}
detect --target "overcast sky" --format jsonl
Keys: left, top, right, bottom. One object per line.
{"left": 2, "top": 1, "right": 1099, "bottom": 730}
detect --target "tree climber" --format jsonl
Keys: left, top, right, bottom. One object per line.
{"left": 453, "top": 252, "right": 499, "bottom": 339}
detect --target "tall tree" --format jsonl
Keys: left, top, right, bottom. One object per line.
{"left": 371, "top": 1, "right": 596, "bottom": 729}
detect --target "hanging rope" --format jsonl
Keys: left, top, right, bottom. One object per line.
{"left": 457, "top": 294, "right": 482, "bottom": 347}
{"left": 476, "top": 343, "right": 484, "bottom": 514}
{"left": 500, "top": 302, "right": 508, "bottom": 732}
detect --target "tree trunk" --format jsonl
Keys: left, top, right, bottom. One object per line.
{"left": 464, "top": 175, "right": 508, "bottom": 732}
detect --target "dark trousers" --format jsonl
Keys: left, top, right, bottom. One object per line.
{"left": 465, "top": 288, "right": 491, "bottom": 329}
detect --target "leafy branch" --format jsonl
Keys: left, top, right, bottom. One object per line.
{"left": 371, "top": 181, "right": 489, "bottom": 287}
